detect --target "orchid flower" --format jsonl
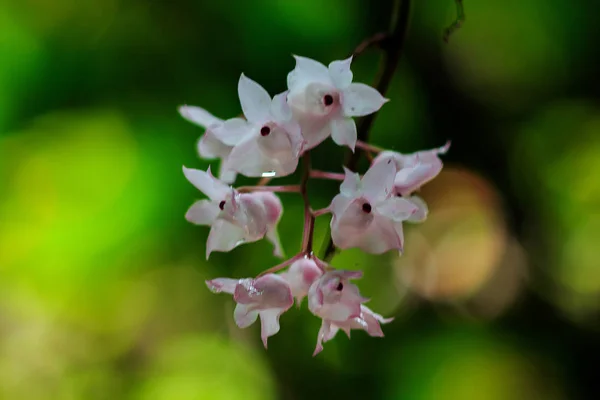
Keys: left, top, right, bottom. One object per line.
{"left": 286, "top": 55, "right": 388, "bottom": 151}
{"left": 178, "top": 105, "right": 237, "bottom": 183}
{"left": 183, "top": 166, "right": 284, "bottom": 258}
{"left": 212, "top": 74, "right": 305, "bottom": 178}
{"left": 206, "top": 274, "right": 293, "bottom": 348}
{"left": 329, "top": 160, "right": 419, "bottom": 254}
{"left": 372, "top": 141, "right": 451, "bottom": 197}
{"left": 307, "top": 270, "right": 392, "bottom": 355}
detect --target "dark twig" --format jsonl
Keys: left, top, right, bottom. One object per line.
{"left": 352, "top": 32, "right": 389, "bottom": 58}
{"left": 320, "top": 0, "right": 412, "bottom": 261}
{"left": 443, "top": 0, "right": 465, "bottom": 43}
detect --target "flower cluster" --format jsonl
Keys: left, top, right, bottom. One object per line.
{"left": 180, "top": 55, "right": 448, "bottom": 355}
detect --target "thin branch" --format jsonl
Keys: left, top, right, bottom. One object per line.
{"left": 356, "top": 140, "right": 385, "bottom": 154}
{"left": 300, "top": 153, "right": 315, "bottom": 254}
{"left": 312, "top": 208, "right": 331, "bottom": 217}
{"left": 443, "top": 0, "right": 465, "bottom": 43}
{"left": 320, "top": 0, "right": 412, "bottom": 261}
{"left": 237, "top": 185, "right": 301, "bottom": 193}
{"left": 256, "top": 254, "right": 304, "bottom": 277}
{"left": 309, "top": 170, "right": 346, "bottom": 181}
{"left": 352, "top": 32, "right": 389, "bottom": 58}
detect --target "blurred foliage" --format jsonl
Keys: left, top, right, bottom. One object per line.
{"left": 0, "top": 0, "right": 598, "bottom": 399}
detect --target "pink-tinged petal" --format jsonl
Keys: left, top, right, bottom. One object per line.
{"left": 178, "top": 105, "right": 222, "bottom": 128}
{"left": 182, "top": 166, "right": 230, "bottom": 201}
{"left": 287, "top": 55, "right": 330, "bottom": 91}
{"left": 211, "top": 118, "right": 253, "bottom": 146}
{"left": 285, "top": 258, "right": 322, "bottom": 304}
{"left": 343, "top": 305, "right": 393, "bottom": 337}
{"left": 328, "top": 57, "right": 354, "bottom": 89}
{"left": 394, "top": 162, "right": 441, "bottom": 196}
{"left": 313, "top": 320, "right": 339, "bottom": 356}
{"left": 308, "top": 270, "right": 365, "bottom": 322}
{"left": 371, "top": 151, "right": 404, "bottom": 170}
{"left": 197, "top": 130, "right": 231, "bottom": 159}
{"left": 206, "top": 220, "right": 248, "bottom": 259}
{"left": 185, "top": 199, "right": 219, "bottom": 225}
{"left": 361, "top": 159, "right": 397, "bottom": 202}
{"left": 206, "top": 278, "right": 240, "bottom": 294}
{"left": 259, "top": 308, "right": 284, "bottom": 348}
{"left": 234, "top": 303, "right": 259, "bottom": 328}
{"left": 376, "top": 196, "right": 419, "bottom": 222}
{"left": 340, "top": 167, "right": 360, "bottom": 196}
{"left": 330, "top": 117, "right": 357, "bottom": 151}
{"left": 252, "top": 192, "right": 283, "bottom": 226}
{"left": 270, "top": 91, "right": 293, "bottom": 122}
{"left": 234, "top": 274, "right": 293, "bottom": 309}
{"left": 233, "top": 193, "right": 270, "bottom": 238}
{"left": 406, "top": 195, "right": 428, "bottom": 223}
{"left": 238, "top": 73, "right": 272, "bottom": 123}
{"left": 331, "top": 197, "right": 375, "bottom": 247}
{"left": 342, "top": 83, "right": 389, "bottom": 117}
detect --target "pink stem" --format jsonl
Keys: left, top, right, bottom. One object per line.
{"left": 309, "top": 170, "right": 345, "bottom": 181}
{"left": 300, "top": 153, "right": 315, "bottom": 254}
{"left": 237, "top": 185, "right": 301, "bottom": 193}
{"left": 312, "top": 208, "right": 331, "bottom": 217}
{"left": 355, "top": 140, "right": 385, "bottom": 153}
{"left": 256, "top": 254, "right": 304, "bottom": 277}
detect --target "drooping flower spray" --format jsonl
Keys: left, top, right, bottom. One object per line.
{"left": 179, "top": 0, "right": 464, "bottom": 355}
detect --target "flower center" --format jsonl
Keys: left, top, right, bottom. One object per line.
{"left": 361, "top": 202, "right": 372, "bottom": 213}
{"left": 219, "top": 200, "right": 226, "bottom": 210}
{"left": 323, "top": 94, "right": 334, "bottom": 106}
{"left": 336, "top": 282, "right": 344, "bottom": 291}
{"left": 260, "top": 126, "right": 270, "bottom": 136}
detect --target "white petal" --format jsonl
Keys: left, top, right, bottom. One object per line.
{"left": 406, "top": 195, "right": 428, "bottom": 223}
{"left": 217, "top": 163, "right": 237, "bottom": 184}
{"left": 342, "top": 83, "right": 388, "bottom": 117}
{"left": 270, "top": 91, "right": 293, "bottom": 122}
{"left": 329, "top": 193, "right": 352, "bottom": 219}
{"left": 234, "top": 303, "right": 259, "bottom": 328}
{"left": 226, "top": 134, "right": 299, "bottom": 178}
{"left": 182, "top": 166, "right": 230, "bottom": 201}
{"left": 238, "top": 73, "right": 272, "bottom": 123}
{"left": 259, "top": 308, "right": 283, "bottom": 348}
{"left": 197, "top": 130, "right": 231, "bottom": 159}
{"left": 361, "top": 159, "right": 397, "bottom": 202}
{"left": 376, "top": 196, "right": 418, "bottom": 221}
{"left": 330, "top": 117, "right": 357, "bottom": 151}
{"left": 266, "top": 227, "right": 284, "bottom": 258}
{"left": 185, "top": 199, "right": 220, "bottom": 225}
{"left": 178, "top": 105, "right": 222, "bottom": 128}
{"left": 328, "top": 57, "right": 353, "bottom": 89}
{"left": 393, "top": 220, "right": 406, "bottom": 254}
{"left": 206, "top": 220, "right": 248, "bottom": 259}
{"left": 287, "top": 55, "right": 330, "bottom": 91}
{"left": 358, "top": 216, "right": 403, "bottom": 254}
{"left": 211, "top": 118, "right": 253, "bottom": 146}
{"left": 340, "top": 167, "right": 360, "bottom": 196}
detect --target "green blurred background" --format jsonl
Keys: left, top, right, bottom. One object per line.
{"left": 1, "top": 0, "right": 598, "bottom": 399}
